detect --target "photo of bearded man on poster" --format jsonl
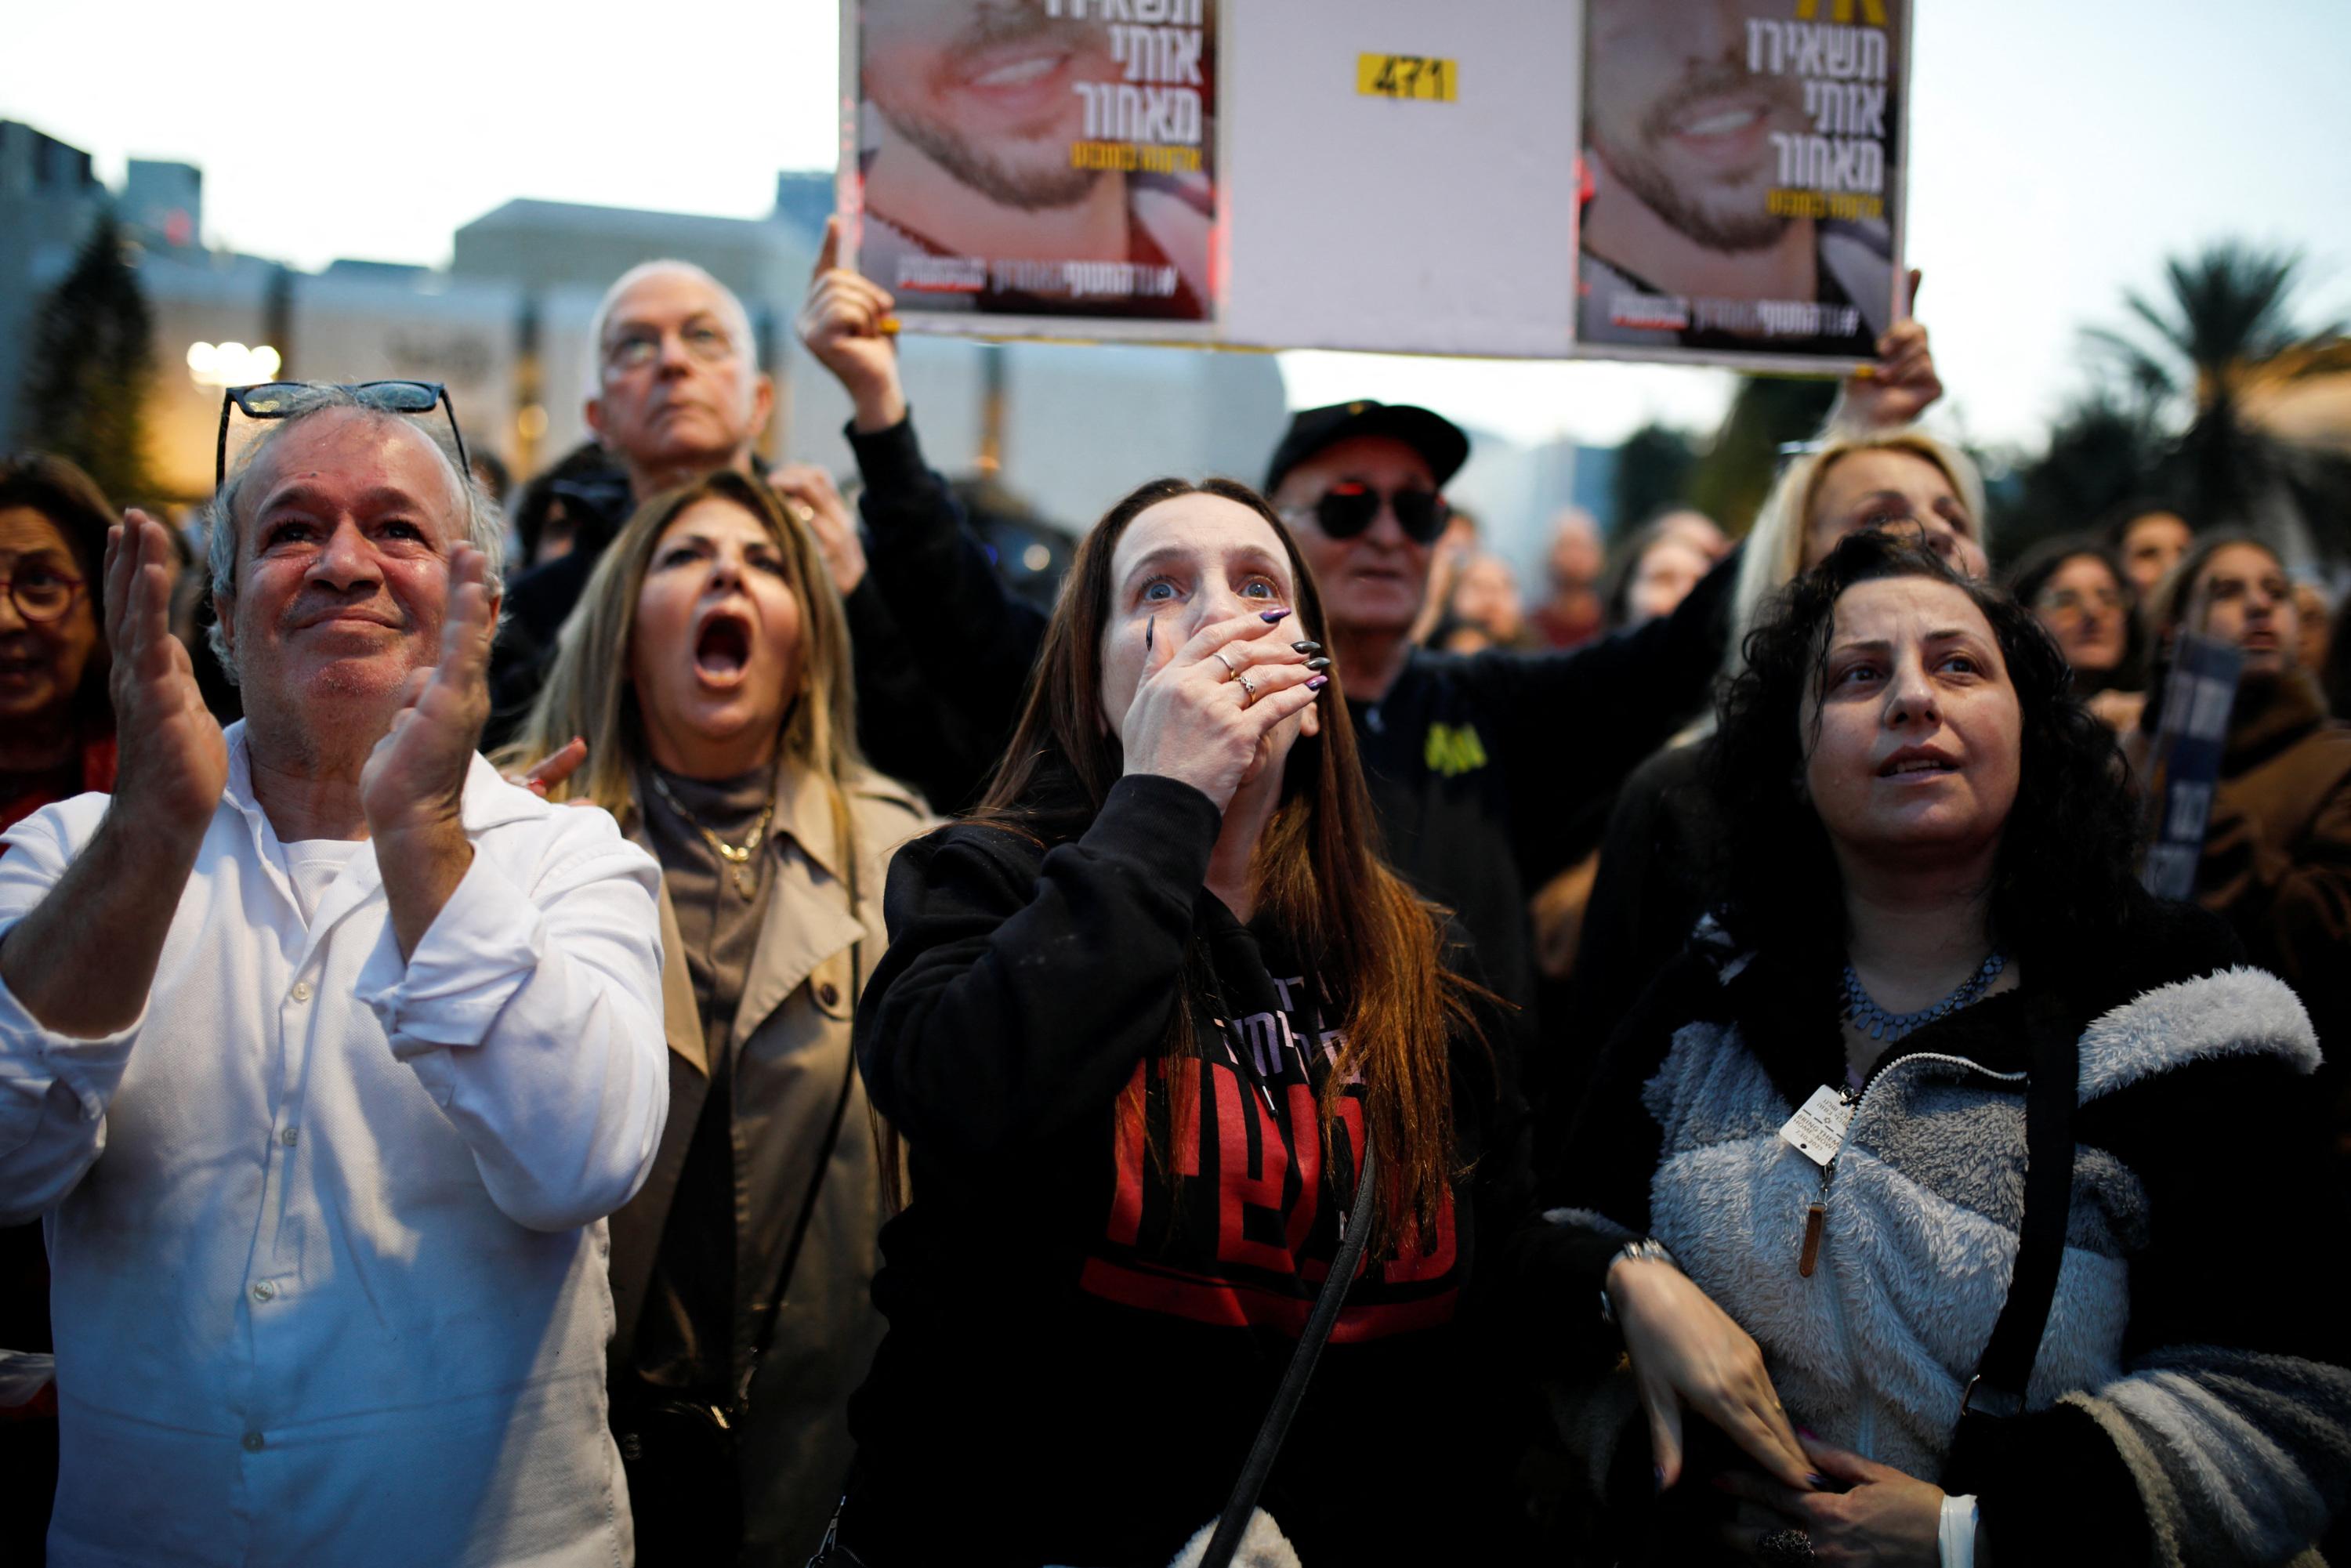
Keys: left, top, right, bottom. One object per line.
{"left": 1578, "top": 0, "right": 1900, "bottom": 363}
{"left": 855, "top": 0, "right": 1215, "bottom": 322}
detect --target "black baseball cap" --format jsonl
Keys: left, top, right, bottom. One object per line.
{"left": 1261, "top": 400, "right": 1470, "bottom": 498}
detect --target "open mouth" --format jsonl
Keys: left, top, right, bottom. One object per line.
{"left": 1878, "top": 754, "right": 1959, "bottom": 779}
{"left": 694, "top": 612, "right": 753, "bottom": 685}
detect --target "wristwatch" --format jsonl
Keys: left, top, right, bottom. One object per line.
{"left": 1599, "top": 1237, "right": 1679, "bottom": 1327}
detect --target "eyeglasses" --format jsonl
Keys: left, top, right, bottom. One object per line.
{"left": 1297, "top": 480, "right": 1451, "bottom": 545}
{"left": 216, "top": 380, "right": 470, "bottom": 494}
{"left": 603, "top": 321, "right": 738, "bottom": 373}
{"left": 2034, "top": 585, "right": 2125, "bottom": 617}
{"left": 0, "top": 561, "right": 85, "bottom": 625}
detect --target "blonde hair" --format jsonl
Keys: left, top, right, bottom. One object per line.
{"left": 1728, "top": 425, "right": 1989, "bottom": 676}
{"left": 499, "top": 469, "right": 863, "bottom": 841}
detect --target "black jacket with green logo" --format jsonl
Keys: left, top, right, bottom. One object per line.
{"left": 849, "top": 411, "right": 1735, "bottom": 1021}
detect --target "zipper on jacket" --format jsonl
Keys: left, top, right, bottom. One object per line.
{"left": 1798, "top": 1050, "right": 2029, "bottom": 1455}
{"left": 1801, "top": 1052, "right": 2027, "bottom": 1274}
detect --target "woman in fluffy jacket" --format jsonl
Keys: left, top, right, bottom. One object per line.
{"left": 1554, "top": 533, "right": 2351, "bottom": 1566}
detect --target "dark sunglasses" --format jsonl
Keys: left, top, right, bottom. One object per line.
{"left": 216, "top": 380, "right": 469, "bottom": 493}
{"left": 1306, "top": 480, "right": 1451, "bottom": 545}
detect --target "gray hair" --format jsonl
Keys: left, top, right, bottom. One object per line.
{"left": 583, "top": 259, "right": 757, "bottom": 399}
{"left": 204, "top": 386, "right": 505, "bottom": 681}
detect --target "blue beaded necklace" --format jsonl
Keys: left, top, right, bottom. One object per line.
{"left": 1842, "top": 951, "right": 2006, "bottom": 1043}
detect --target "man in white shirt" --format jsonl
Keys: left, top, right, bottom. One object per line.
{"left": 0, "top": 386, "right": 668, "bottom": 1566}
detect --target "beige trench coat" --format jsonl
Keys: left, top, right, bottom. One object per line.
{"left": 606, "top": 762, "right": 932, "bottom": 1561}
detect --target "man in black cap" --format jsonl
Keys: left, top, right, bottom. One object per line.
{"left": 805, "top": 226, "right": 1737, "bottom": 1017}
{"left": 1260, "top": 399, "right": 1733, "bottom": 1016}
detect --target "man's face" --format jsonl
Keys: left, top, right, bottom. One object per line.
{"left": 219, "top": 409, "right": 475, "bottom": 735}
{"left": 2193, "top": 543, "right": 2299, "bottom": 678}
{"left": 862, "top": 0, "right": 1118, "bottom": 210}
{"left": 1585, "top": 0, "right": 1806, "bottom": 253}
{"left": 587, "top": 268, "right": 771, "bottom": 489}
{"left": 1275, "top": 436, "right": 1440, "bottom": 641}
{"left": 2121, "top": 512, "right": 2192, "bottom": 597}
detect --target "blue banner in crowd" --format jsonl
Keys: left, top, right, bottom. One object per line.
{"left": 2140, "top": 632, "right": 2244, "bottom": 900}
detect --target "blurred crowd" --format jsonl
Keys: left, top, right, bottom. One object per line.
{"left": 1, "top": 229, "right": 2347, "bottom": 1568}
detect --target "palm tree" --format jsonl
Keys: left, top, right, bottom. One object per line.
{"left": 2082, "top": 241, "right": 2351, "bottom": 560}
{"left": 1987, "top": 393, "right": 2167, "bottom": 563}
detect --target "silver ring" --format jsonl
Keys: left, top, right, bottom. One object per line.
{"left": 1211, "top": 650, "right": 1240, "bottom": 679}
{"left": 1759, "top": 1528, "right": 1816, "bottom": 1566}
{"left": 1235, "top": 672, "right": 1258, "bottom": 704}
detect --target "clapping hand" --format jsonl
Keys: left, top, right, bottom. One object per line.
{"left": 360, "top": 543, "right": 495, "bottom": 841}
{"left": 104, "top": 510, "right": 228, "bottom": 849}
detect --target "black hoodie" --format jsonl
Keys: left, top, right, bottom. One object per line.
{"left": 844, "top": 775, "right": 1621, "bottom": 1565}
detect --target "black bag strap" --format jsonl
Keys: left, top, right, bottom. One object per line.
{"left": 1198, "top": 1134, "right": 1378, "bottom": 1568}
{"left": 1952, "top": 1003, "right": 2079, "bottom": 1443}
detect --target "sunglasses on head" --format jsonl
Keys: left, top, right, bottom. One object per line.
{"left": 216, "top": 380, "right": 469, "bottom": 493}
{"left": 1308, "top": 480, "right": 1451, "bottom": 545}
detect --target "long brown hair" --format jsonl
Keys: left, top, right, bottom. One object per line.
{"left": 979, "top": 476, "right": 1481, "bottom": 1248}
{"left": 497, "top": 468, "right": 863, "bottom": 824}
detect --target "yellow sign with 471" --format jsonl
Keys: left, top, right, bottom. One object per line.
{"left": 1357, "top": 54, "right": 1457, "bottom": 103}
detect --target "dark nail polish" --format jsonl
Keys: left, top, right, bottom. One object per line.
{"left": 1305, "top": 657, "right": 1331, "bottom": 671}
{"left": 1290, "top": 640, "right": 1322, "bottom": 654}
{"left": 1652, "top": 1466, "right": 1665, "bottom": 1495}
{"left": 1797, "top": 1427, "right": 1818, "bottom": 1441}
{"left": 1806, "top": 1473, "right": 1828, "bottom": 1489}
{"left": 1306, "top": 675, "right": 1328, "bottom": 691}
{"left": 1260, "top": 608, "right": 1291, "bottom": 623}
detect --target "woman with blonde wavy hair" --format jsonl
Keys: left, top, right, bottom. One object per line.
{"left": 502, "top": 467, "right": 933, "bottom": 1565}
{"left": 1568, "top": 425, "right": 1994, "bottom": 1076}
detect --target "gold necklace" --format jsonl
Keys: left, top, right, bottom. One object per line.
{"left": 648, "top": 770, "right": 775, "bottom": 899}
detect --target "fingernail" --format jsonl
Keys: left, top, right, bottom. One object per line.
{"left": 1305, "top": 657, "right": 1331, "bottom": 671}
{"left": 1291, "top": 640, "right": 1321, "bottom": 654}
{"left": 1653, "top": 1466, "right": 1665, "bottom": 1495}
{"left": 1306, "top": 675, "right": 1328, "bottom": 691}
{"left": 1807, "top": 1473, "right": 1828, "bottom": 1489}
{"left": 1797, "top": 1427, "right": 1817, "bottom": 1441}
{"left": 1260, "top": 608, "right": 1291, "bottom": 623}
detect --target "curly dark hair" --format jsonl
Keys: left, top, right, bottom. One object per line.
{"left": 1708, "top": 530, "right": 2150, "bottom": 969}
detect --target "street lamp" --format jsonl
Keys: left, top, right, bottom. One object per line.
{"left": 186, "top": 341, "right": 282, "bottom": 388}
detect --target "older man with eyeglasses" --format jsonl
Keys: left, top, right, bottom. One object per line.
{"left": 481, "top": 259, "right": 971, "bottom": 807}
{"left": 0, "top": 384, "right": 668, "bottom": 1566}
